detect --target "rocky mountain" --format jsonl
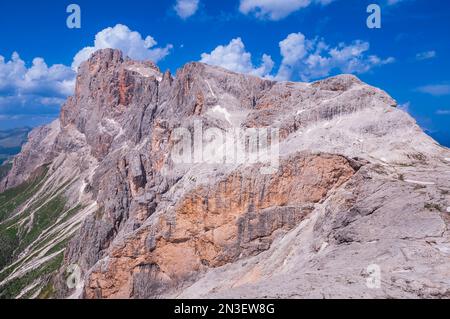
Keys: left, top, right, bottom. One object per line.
{"left": 0, "top": 49, "right": 449, "bottom": 299}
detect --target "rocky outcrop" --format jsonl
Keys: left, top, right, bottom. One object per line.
{"left": 0, "top": 120, "right": 60, "bottom": 192}
{"left": 1, "top": 49, "right": 449, "bottom": 299}
{"left": 83, "top": 153, "right": 359, "bottom": 298}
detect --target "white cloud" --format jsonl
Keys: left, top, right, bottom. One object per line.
{"left": 200, "top": 38, "right": 274, "bottom": 78}
{"left": 0, "top": 53, "right": 75, "bottom": 97}
{"left": 239, "top": 0, "right": 410, "bottom": 20}
{"left": 386, "top": 0, "right": 418, "bottom": 7}
{"left": 417, "top": 85, "right": 450, "bottom": 96}
{"left": 276, "top": 32, "right": 394, "bottom": 81}
{"left": 1, "top": 24, "right": 171, "bottom": 116}
{"left": 200, "top": 34, "right": 393, "bottom": 81}
{"left": 72, "top": 24, "right": 173, "bottom": 69}
{"left": 387, "top": 0, "right": 406, "bottom": 5}
{"left": 1, "top": 24, "right": 173, "bottom": 123}
{"left": 416, "top": 50, "right": 436, "bottom": 61}
{"left": 239, "top": 0, "right": 336, "bottom": 21}
{"left": 398, "top": 102, "right": 411, "bottom": 113}
{"left": 0, "top": 52, "right": 75, "bottom": 115}
{"left": 175, "top": 0, "right": 200, "bottom": 19}
{"left": 436, "top": 109, "right": 450, "bottom": 115}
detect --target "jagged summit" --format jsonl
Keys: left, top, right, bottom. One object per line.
{"left": 83, "top": 48, "right": 365, "bottom": 87}
{"left": 0, "top": 49, "right": 449, "bottom": 299}
{"left": 311, "top": 74, "right": 365, "bottom": 91}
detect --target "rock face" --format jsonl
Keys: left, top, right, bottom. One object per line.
{"left": 0, "top": 49, "right": 449, "bottom": 299}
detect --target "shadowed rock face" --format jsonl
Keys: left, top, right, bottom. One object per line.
{"left": 1, "top": 49, "right": 449, "bottom": 299}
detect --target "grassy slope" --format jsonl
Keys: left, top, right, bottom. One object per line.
{"left": 0, "top": 167, "right": 77, "bottom": 299}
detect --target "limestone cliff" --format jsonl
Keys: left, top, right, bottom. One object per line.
{"left": 0, "top": 49, "right": 449, "bottom": 299}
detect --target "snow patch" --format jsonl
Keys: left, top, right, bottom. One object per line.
{"left": 318, "top": 242, "right": 328, "bottom": 253}
{"left": 205, "top": 80, "right": 217, "bottom": 98}
{"left": 405, "top": 179, "right": 435, "bottom": 186}
{"left": 126, "top": 65, "right": 162, "bottom": 81}
{"left": 209, "top": 105, "right": 232, "bottom": 125}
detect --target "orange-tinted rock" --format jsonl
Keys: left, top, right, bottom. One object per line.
{"left": 84, "top": 153, "right": 357, "bottom": 298}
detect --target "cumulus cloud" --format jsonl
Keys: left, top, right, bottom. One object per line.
{"left": 416, "top": 50, "right": 436, "bottom": 61}
{"left": 0, "top": 52, "right": 75, "bottom": 116}
{"left": 1, "top": 24, "right": 171, "bottom": 117}
{"left": 200, "top": 38, "right": 275, "bottom": 78}
{"left": 239, "top": 0, "right": 410, "bottom": 20}
{"left": 436, "top": 109, "right": 450, "bottom": 115}
{"left": 72, "top": 24, "right": 173, "bottom": 69}
{"left": 387, "top": 0, "right": 407, "bottom": 5}
{"left": 174, "top": 0, "right": 200, "bottom": 19}
{"left": 200, "top": 34, "right": 393, "bottom": 81}
{"left": 276, "top": 32, "right": 394, "bottom": 81}
{"left": 417, "top": 84, "right": 450, "bottom": 96}
{"left": 1, "top": 24, "right": 173, "bottom": 125}
{"left": 239, "top": 0, "right": 336, "bottom": 20}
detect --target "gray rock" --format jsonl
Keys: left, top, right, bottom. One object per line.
{"left": 1, "top": 48, "right": 449, "bottom": 299}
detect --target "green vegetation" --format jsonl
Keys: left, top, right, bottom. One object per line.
{"left": 0, "top": 252, "right": 63, "bottom": 299}
{"left": 37, "top": 281, "right": 56, "bottom": 299}
{"left": 0, "top": 167, "right": 50, "bottom": 269}
{"left": 61, "top": 204, "right": 83, "bottom": 223}
{"left": 0, "top": 165, "right": 83, "bottom": 299}
{"left": 0, "top": 224, "right": 19, "bottom": 268}
{"left": 0, "top": 166, "right": 48, "bottom": 222}
{"left": 16, "top": 195, "right": 67, "bottom": 253}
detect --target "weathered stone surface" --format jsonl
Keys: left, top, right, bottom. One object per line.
{"left": 1, "top": 48, "right": 449, "bottom": 299}
{"left": 83, "top": 153, "right": 357, "bottom": 298}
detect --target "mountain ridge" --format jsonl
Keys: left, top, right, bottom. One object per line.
{"left": 0, "top": 49, "right": 449, "bottom": 299}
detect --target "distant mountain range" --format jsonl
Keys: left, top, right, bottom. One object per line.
{"left": 0, "top": 127, "right": 31, "bottom": 165}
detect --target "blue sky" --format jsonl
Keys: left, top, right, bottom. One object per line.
{"left": 0, "top": 0, "right": 449, "bottom": 145}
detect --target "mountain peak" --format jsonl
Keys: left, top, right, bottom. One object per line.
{"left": 1, "top": 47, "right": 449, "bottom": 300}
